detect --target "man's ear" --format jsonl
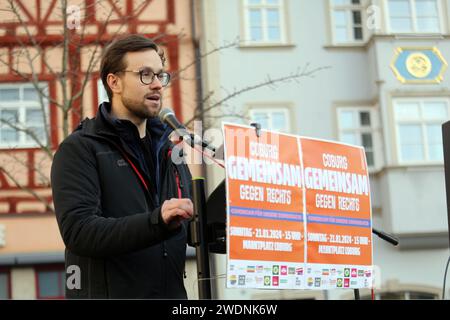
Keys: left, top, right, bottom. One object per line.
{"left": 107, "top": 73, "right": 122, "bottom": 95}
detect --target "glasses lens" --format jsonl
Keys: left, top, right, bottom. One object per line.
{"left": 140, "top": 70, "right": 154, "bottom": 85}
{"left": 158, "top": 72, "right": 171, "bottom": 87}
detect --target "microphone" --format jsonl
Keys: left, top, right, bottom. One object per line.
{"left": 159, "top": 108, "right": 215, "bottom": 152}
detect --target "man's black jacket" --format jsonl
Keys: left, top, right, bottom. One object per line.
{"left": 51, "top": 103, "right": 192, "bottom": 299}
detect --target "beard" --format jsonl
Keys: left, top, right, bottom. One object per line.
{"left": 121, "top": 94, "right": 162, "bottom": 119}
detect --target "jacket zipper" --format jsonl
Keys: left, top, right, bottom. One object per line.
{"left": 170, "top": 149, "right": 183, "bottom": 199}
{"left": 155, "top": 130, "right": 172, "bottom": 200}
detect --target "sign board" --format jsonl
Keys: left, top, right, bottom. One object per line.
{"left": 223, "top": 123, "right": 373, "bottom": 290}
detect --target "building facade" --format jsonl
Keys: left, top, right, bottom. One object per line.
{"left": 198, "top": 0, "right": 449, "bottom": 299}
{"left": 0, "top": 0, "right": 199, "bottom": 299}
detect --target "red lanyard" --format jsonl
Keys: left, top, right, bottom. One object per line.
{"left": 120, "top": 148, "right": 182, "bottom": 199}
{"left": 120, "top": 151, "right": 149, "bottom": 192}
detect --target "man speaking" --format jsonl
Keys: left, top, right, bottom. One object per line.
{"left": 51, "top": 34, "right": 193, "bottom": 299}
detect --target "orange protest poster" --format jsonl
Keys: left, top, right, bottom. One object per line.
{"left": 223, "top": 124, "right": 373, "bottom": 290}
{"left": 223, "top": 124, "right": 305, "bottom": 289}
{"left": 300, "top": 137, "right": 373, "bottom": 290}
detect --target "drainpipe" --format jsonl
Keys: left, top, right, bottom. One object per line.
{"left": 190, "top": 0, "right": 207, "bottom": 180}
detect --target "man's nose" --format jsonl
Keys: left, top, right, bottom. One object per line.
{"left": 150, "top": 76, "right": 163, "bottom": 90}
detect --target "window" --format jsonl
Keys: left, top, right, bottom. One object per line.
{"left": 330, "top": 0, "right": 366, "bottom": 44}
{"left": 0, "top": 84, "right": 48, "bottom": 149}
{"left": 0, "top": 269, "right": 11, "bottom": 299}
{"left": 243, "top": 0, "right": 286, "bottom": 44}
{"left": 394, "top": 98, "right": 449, "bottom": 163}
{"left": 386, "top": 0, "right": 441, "bottom": 33}
{"left": 249, "top": 107, "right": 291, "bottom": 133}
{"left": 337, "top": 107, "right": 380, "bottom": 169}
{"left": 36, "top": 266, "right": 65, "bottom": 299}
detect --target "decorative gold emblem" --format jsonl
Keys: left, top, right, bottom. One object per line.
{"left": 391, "top": 47, "right": 448, "bottom": 84}
{"left": 406, "top": 52, "right": 432, "bottom": 78}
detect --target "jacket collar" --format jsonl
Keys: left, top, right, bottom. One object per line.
{"left": 80, "top": 102, "right": 172, "bottom": 142}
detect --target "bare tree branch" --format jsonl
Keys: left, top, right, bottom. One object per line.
{"left": 0, "top": 166, "right": 53, "bottom": 213}
{"left": 2, "top": 152, "right": 51, "bottom": 187}
{"left": 184, "top": 65, "right": 331, "bottom": 126}
{"left": 5, "top": 0, "right": 59, "bottom": 76}
{"left": 0, "top": 118, "right": 53, "bottom": 158}
{"left": 6, "top": 0, "right": 57, "bottom": 148}
{"left": 171, "top": 37, "right": 241, "bottom": 81}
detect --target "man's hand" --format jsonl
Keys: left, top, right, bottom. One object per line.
{"left": 161, "top": 198, "right": 194, "bottom": 230}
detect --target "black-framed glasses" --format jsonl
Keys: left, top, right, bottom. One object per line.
{"left": 120, "top": 68, "right": 171, "bottom": 87}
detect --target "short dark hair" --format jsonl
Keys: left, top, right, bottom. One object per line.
{"left": 100, "top": 34, "right": 166, "bottom": 102}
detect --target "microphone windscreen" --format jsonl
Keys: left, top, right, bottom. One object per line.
{"left": 158, "top": 107, "right": 174, "bottom": 122}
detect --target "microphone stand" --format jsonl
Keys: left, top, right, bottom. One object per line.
{"left": 353, "top": 228, "right": 399, "bottom": 300}
{"left": 190, "top": 178, "right": 212, "bottom": 299}
{"left": 372, "top": 228, "right": 399, "bottom": 247}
